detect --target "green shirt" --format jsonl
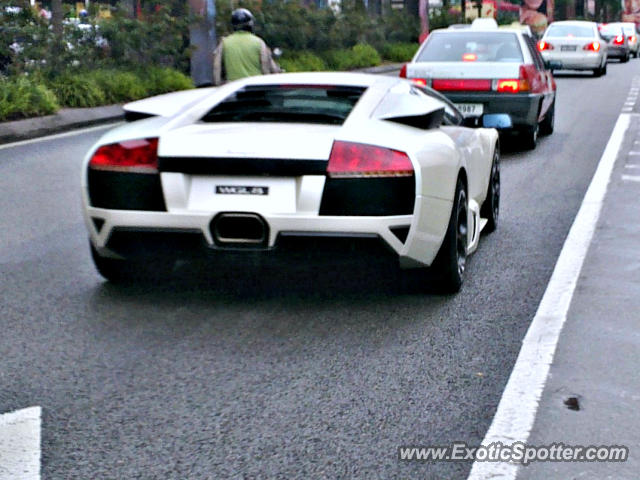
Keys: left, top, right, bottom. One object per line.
{"left": 222, "top": 31, "right": 264, "bottom": 81}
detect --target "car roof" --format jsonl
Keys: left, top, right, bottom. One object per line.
{"left": 548, "top": 20, "right": 597, "bottom": 26}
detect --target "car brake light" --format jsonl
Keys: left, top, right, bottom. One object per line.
{"left": 537, "top": 40, "right": 554, "bottom": 51}
{"left": 89, "top": 138, "right": 159, "bottom": 173}
{"left": 431, "top": 79, "right": 491, "bottom": 91}
{"left": 494, "top": 65, "right": 532, "bottom": 93}
{"left": 399, "top": 63, "right": 407, "bottom": 78}
{"left": 613, "top": 34, "right": 624, "bottom": 45}
{"left": 327, "top": 141, "right": 413, "bottom": 178}
{"left": 584, "top": 41, "right": 601, "bottom": 52}
{"left": 462, "top": 53, "right": 477, "bottom": 61}
{"left": 411, "top": 78, "right": 428, "bottom": 87}
{"left": 630, "top": 35, "right": 637, "bottom": 43}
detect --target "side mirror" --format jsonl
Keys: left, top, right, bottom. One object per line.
{"left": 482, "top": 114, "right": 512, "bottom": 129}
{"left": 272, "top": 47, "right": 283, "bottom": 59}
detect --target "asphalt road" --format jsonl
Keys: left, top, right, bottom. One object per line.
{"left": 0, "top": 61, "right": 636, "bottom": 479}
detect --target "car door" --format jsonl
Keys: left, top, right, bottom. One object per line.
{"left": 522, "top": 34, "right": 555, "bottom": 120}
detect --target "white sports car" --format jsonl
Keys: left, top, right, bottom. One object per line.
{"left": 82, "top": 72, "right": 501, "bottom": 292}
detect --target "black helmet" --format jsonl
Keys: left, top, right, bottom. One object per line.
{"left": 231, "top": 8, "right": 254, "bottom": 32}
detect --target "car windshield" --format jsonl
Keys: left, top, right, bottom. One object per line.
{"left": 546, "top": 24, "right": 594, "bottom": 37}
{"left": 623, "top": 25, "right": 636, "bottom": 35}
{"left": 600, "top": 25, "right": 624, "bottom": 36}
{"left": 415, "top": 32, "right": 523, "bottom": 63}
{"left": 201, "top": 85, "right": 366, "bottom": 125}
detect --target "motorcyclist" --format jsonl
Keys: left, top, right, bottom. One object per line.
{"left": 212, "top": 8, "right": 281, "bottom": 85}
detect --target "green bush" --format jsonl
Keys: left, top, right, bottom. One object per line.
{"left": 86, "top": 70, "right": 146, "bottom": 103}
{"left": 324, "top": 43, "right": 381, "bottom": 70}
{"left": 381, "top": 42, "right": 419, "bottom": 62}
{"left": 46, "top": 73, "right": 105, "bottom": 108}
{"left": 0, "top": 77, "right": 59, "bottom": 121}
{"left": 141, "top": 67, "right": 194, "bottom": 96}
{"left": 279, "top": 52, "right": 326, "bottom": 72}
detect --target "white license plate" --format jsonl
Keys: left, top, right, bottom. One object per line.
{"left": 560, "top": 45, "right": 577, "bottom": 52}
{"left": 454, "top": 103, "right": 484, "bottom": 117}
{"left": 188, "top": 176, "right": 297, "bottom": 214}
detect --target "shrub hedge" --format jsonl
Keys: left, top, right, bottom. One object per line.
{"left": 0, "top": 77, "right": 59, "bottom": 121}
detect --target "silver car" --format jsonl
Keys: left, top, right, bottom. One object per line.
{"left": 604, "top": 22, "right": 638, "bottom": 58}
{"left": 539, "top": 21, "right": 608, "bottom": 76}
{"left": 598, "top": 23, "right": 631, "bottom": 62}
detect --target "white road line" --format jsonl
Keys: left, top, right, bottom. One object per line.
{"left": 0, "top": 123, "right": 119, "bottom": 151}
{"left": 628, "top": 151, "right": 640, "bottom": 155}
{"left": 468, "top": 114, "right": 630, "bottom": 480}
{"left": 0, "top": 407, "right": 41, "bottom": 480}
{"left": 622, "top": 174, "right": 640, "bottom": 182}
{"left": 624, "top": 164, "right": 640, "bottom": 168}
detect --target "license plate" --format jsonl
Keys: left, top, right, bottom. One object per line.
{"left": 560, "top": 45, "right": 577, "bottom": 51}
{"left": 454, "top": 103, "right": 484, "bottom": 117}
{"left": 189, "top": 176, "right": 296, "bottom": 213}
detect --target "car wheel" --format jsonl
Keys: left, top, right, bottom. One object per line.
{"left": 90, "top": 242, "right": 174, "bottom": 283}
{"left": 433, "top": 178, "right": 468, "bottom": 293}
{"left": 480, "top": 145, "right": 500, "bottom": 234}
{"left": 623, "top": 52, "right": 630, "bottom": 63}
{"left": 521, "top": 124, "right": 538, "bottom": 150}
{"left": 540, "top": 100, "right": 555, "bottom": 136}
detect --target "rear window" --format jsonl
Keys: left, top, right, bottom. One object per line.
{"left": 623, "top": 25, "right": 637, "bottom": 35}
{"left": 546, "top": 24, "right": 595, "bottom": 37}
{"left": 600, "top": 24, "right": 624, "bottom": 36}
{"left": 201, "top": 85, "right": 366, "bottom": 125}
{"left": 416, "top": 32, "right": 523, "bottom": 63}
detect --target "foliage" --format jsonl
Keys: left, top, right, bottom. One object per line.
{"left": 45, "top": 72, "right": 106, "bottom": 108}
{"left": 0, "top": 76, "right": 59, "bottom": 121}
{"left": 279, "top": 52, "right": 326, "bottom": 72}
{"left": 323, "top": 43, "right": 381, "bottom": 70}
{"left": 380, "top": 42, "right": 418, "bottom": 62}
{"left": 86, "top": 70, "right": 147, "bottom": 103}
{"left": 140, "top": 67, "right": 194, "bottom": 96}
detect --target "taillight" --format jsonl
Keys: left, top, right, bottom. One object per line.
{"left": 538, "top": 40, "right": 554, "bottom": 51}
{"left": 584, "top": 41, "right": 601, "bottom": 52}
{"left": 399, "top": 63, "right": 407, "bottom": 78}
{"left": 432, "top": 79, "right": 491, "bottom": 91}
{"left": 629, "top": 35, "right": 637, "bottom": 43}
{"left": 462, "top": 53, "right": 477, "bottom": 61}
{"left": 613, "top": 34, "right": 624, "bottom": 45}
{"left": 411, "top": 78, "right": 428, "bottom": 87}
{"left": 327, "top": 141, "right": 413, "bottom": 178}
{"left": 494, "top": 65, "right": 532, "bottom": 93}
{"left": 89, "top": 138, "right": 159, "bottom": 173}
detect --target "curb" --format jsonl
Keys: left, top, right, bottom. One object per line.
{"left": 0, "top": 105, "right": 124, "bottom": 145}
{"left": 0, "top": 65, "right": 403, "bottom": 145}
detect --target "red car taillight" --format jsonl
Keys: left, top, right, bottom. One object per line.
{"left": 584, "top": 41, "right": 601, "bottom": 52}
{"left": 327, "top": 141, "right": 413, "bottom": 178}
{"left": 494, "top": 65, "right": 532, "bottom": 93}
{"left": 89, "top": 138, "right": 159, "bottom": 173}
{"left": 432, "top": 79, "right": 491, "bottom": 91}
{"left": 613, "top": 34, "right": 625, "bottom": 45}
{"left": 629, "top": 35, "right": 637, "bottom": 43}
{"left": 399, "top": 63, "right": 407, "bottom": 78}
{"left": 537, "top": 40, "right": 554, "bottom": 51}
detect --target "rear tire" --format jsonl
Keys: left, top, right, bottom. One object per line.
{"left": 539, "top": 100, "right": 555, "bottom": 136}
{"left": 480, "top": 145, "right": 500, "bottom": 234}
{"left": 520, "top": 124, "right": 538, "bottom": 150}
{"left": 90, "top": 242, "right": 174, "bottom": 283}
{"left": 433, "top": 178, "right": 468, "bottom": 293}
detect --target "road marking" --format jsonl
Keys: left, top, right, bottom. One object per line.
{"left": 0, "top": 407, "right": 41, "bottom": 480}
{"left": 624, "top": 164, "right": 640, "bottom": 169}
{"left": 468, "top": 114, "right": 630, "bottom": 480}
{"left": 0, "top": 123, "right": 120, "bottom": 151}
{"left": 622, "top": 174, "right": 640, "bottom": 182}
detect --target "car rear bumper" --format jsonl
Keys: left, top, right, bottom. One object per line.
{"left": 541, "top": 51, "right": 604, "bottom": 69}
{"left": 607, "top": 44, "right": 630, "bottom": 58}
{"left": 83, "top": 193, "right": 453, "bottom": 269}
{"left": 440, "top": 91, "right": 543, "bottom": 128}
